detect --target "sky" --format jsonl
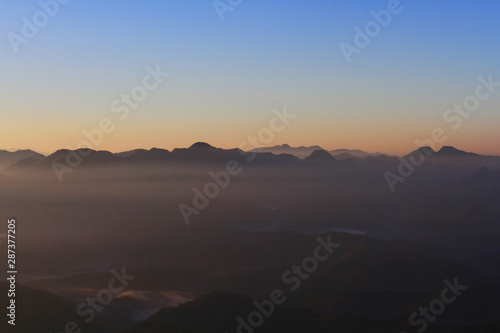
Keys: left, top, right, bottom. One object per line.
{"left": 1, "top": 0, "right": 499, "bottom": 155}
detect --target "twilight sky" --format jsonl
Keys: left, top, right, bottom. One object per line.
{"left": 1, "top": 0, "right": 499, "bottom": 155}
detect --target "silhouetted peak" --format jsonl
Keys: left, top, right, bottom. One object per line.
{"left": 418, "top": 146, "right": 436, "bottom": 154}
{"left": 305, "top": 149, "right": 337, "bottom": 161}
{"left": 408, "top": 146, "right": 436, "bottom": 157}
{"left": 189, "top": 142, "right": 216, "bottom": 150}
{"left": 150, "top": 147, "right": 169, "bottom": 153}
{"left": 0, "top": 149, "right": 45, "bottom": 159}
{"left": 50, "top": 149, "right": 72, "bottom": 156}
{"left": 45, "top": 149, "right": 115, "bottom": 163}
{"left": 437, "top": 146, "right": 469, "bottom": 156}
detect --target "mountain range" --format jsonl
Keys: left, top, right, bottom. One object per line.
{"left": 250, "top": 144, "right": 383, "bottom": 159}
{"left": 0, "top": 149, "right": 44, "bottom": 172}
{"left": 3, "top": 143, "right": 500, "bottom": 332}
{"left": 2, "top": 144, "right": 499, "bottom": 180}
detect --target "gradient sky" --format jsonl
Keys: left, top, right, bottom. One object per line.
{"left": 1, "top": 0, "right": 499, "bottom": 155}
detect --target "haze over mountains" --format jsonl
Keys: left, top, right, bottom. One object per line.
{"left": 2, "top": 143, "right": 499, "bottom": 176}
{"left": 250, "top": 144, "right": 383, "bottom": 159}
{"left": 0, "top": 149, "right": 43, "bottom": 172}
{"left": 1, "top": 142, "right": 500, "bottom": 332}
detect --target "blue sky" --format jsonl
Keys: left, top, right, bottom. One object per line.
{"left": 1, "top": 0, "right": 499, "bottom": 154}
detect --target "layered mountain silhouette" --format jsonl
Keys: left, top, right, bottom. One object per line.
{"left": 0, "top": 282, "right": 109, "bottom": 333}
{"left": 249, "top": 144, "right": 383, "bottom": 160}
{"left": 2, "top": 144, "right": 500, "bottom": 182}
{"left": 123, "top": 289, "right": 500, "bottom": 333}
{"left": 0, "top": 149, "right": 44, "bottom": 171}
{"left": 250, "top": 144, "right": 324, "bottom": 159}
{"left": 329, "top": 148, "right": 383, "bottom": 159}
{"left": 304, "top": 149, "right": 338, "bottom": 164}
{"left": 4, "top": 143, "right": 500, "bottom": 332}
{"left": 435, "top": 146, "right": 478, "bottom": 157}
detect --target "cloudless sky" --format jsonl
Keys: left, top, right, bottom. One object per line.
{"left": 1, "top": 0, "right": 499, "bottom": 155}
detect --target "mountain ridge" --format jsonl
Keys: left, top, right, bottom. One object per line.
{"left": 2, "top": 144, "right": 500, "bottom": 177}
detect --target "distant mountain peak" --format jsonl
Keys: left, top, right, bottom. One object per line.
{"left": 408, "top": 146, "right": 436, "bottom": 157}
{"left": 329, "top": 149, "right": 382, "bottom": 159}
{"left": 305, "top": 149, "right": 337, "bottom": 162}
{"left": 189, "top": 142, "right": 216, "bottom": 150}
{"left": 418, "top": 146, "right": 436, "bottom": 154}
{"left": 249, "top": 144, "right": 325, "bottom": 159}
{"left": 437, "top": 146, "right": 471, "bottom": 156}
{"left": 0, "top": 149, "right": 45, "bottom": 158}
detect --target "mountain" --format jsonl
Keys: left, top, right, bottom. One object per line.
{"left": 0, "top": 282, "right": 109, "bottom": 333}
{"left": 170, "top": 142, "right": 245, "bottom": 163}
{"left": 0, "top": 149, "right": 44, "bottom": 171}
{"left": 250, "top": 145, "right": 383, "bottom": 160}
{"left": 331, "top": 152, "right": 357, "bottom": 160}
{"left": 3, "top": 149, "right": 121, "bottom": 177}
{"left": 435, "top": 146, "right": 478, "bottom": 157}
{"left": 305, "top": 149, "right": 338, "bottom": 164}
{"left": 329, "top": 149, "right": 383, "bottom": 159}
{"left": 432, "top": 146, "right": 500, "bottom": 170}
{"left": 125, "top": 292, "right": 319, "bottom": 333}
{"left": 189, "top": 142, "right": 218, "bottom": 150}
{"left": 125, "top": 289, "right": 500, "bottom": 333}
{"left": 3, "top": 144, "right": 500, "bottom": 181}
{"left": 406, "top": 146, "right": 436, "bottom": 157}
{"left": 116, "top": 148, "right": 172, "bottom": 160}
{"left": 250, "top": 144, "right": 325, "bottom": 159}
{"left": 2, "top": 143, "right": 304, "bottom": 177}
{"left": 41, "top": 149, "right": 118, "bottom": 167}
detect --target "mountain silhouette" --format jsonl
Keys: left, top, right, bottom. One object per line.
{"left": 330, "top": 149, "right": 383, "bottom": 159}
{"left": 0, "top": 149, "right": 44, "bottom": 171}
{"left": 125, "top": 291, "right": 319, "bottom": 333}
{"left": 189, "top": 142, "right": 218, "bottom": 150}
{"left": 0, "top": 282, "right": 109, "bottom": 333}
{"left": 251, "top": 144, "right": 325, "bottom": 159}
{"left": 436, "top": 146, "right": 477, "bottom": 157}
{"left": 305, "top": 149, "right": 338, "bottom": 163}
{"left": 2, "top": 144, "right": 500, "bottom": 179}
{"left": 407, "top": 146, "right": 436, "bottom": 157}
{"left": 116, "top": 148, "right": 172, "bottom": 160}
